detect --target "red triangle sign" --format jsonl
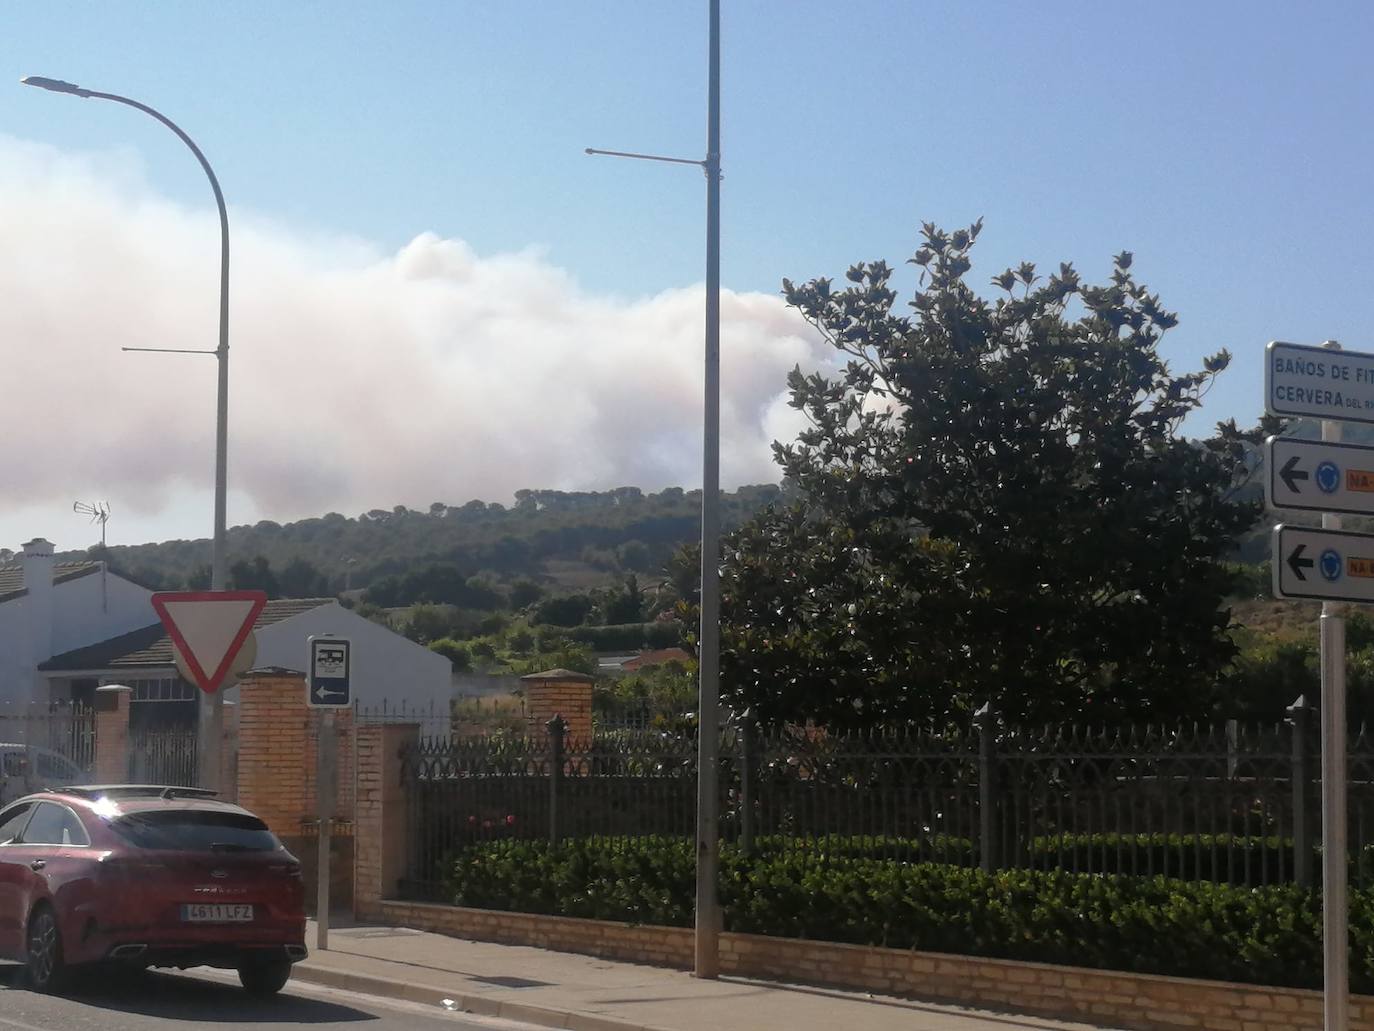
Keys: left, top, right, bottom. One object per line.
{"left": 151, "top": 591, "right": 268, "bottom": 694}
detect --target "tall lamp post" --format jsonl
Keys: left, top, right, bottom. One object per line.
{"left": 586, "top": 0, "right": 722, "bottom": 978}
{"left": 22, "top": 76, "right": 231, "bottom": 792}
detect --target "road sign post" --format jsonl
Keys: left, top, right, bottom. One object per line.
{"left": 150, "top": 590, "right": 267, "bottom": 794}
{"left": 1267, "top": 339, "right": 1352, "bottom": 1031}
{"left": 1318, "top": 343, "right": 1349, "bottom": 1031}
{"left": 315, "top": 708, "right": 335, "bottom": 952}
{"left": 307, "top": 635, "right": 351, "bottom": 952}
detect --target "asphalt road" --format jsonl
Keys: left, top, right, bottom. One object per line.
{"left": 0, "top": 963, "right": 536, "bottom": 1031}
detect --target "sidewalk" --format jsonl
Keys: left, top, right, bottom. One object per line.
{"left": 290, "top": 919, "right": 1128, "bottom": 1031}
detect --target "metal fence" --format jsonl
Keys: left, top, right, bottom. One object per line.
{"left": 0, "top": 703, "right": 96, "bottom": 804}
{"left": 127, "top": 726, "right": 199, "bottom": 786}
{"left": 396, "top": 706, "right": 1373, "bottom": 902}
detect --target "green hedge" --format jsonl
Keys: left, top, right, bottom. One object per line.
{"left": 447, "top": 837, "right": 1374, "bottom": 990}
{"left": 569, "top": 622, "right": 684, "bottom": 652}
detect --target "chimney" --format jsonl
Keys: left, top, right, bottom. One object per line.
{"left": 21, "top": 539, "right": 56, "bottom": 698}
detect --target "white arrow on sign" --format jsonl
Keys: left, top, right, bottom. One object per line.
{"left": 1265, "top": 436, "right": 1374, "bottom": 516}
{"left": 1265, "top": 340, "right": 1374, "bottom": 425}
{"left": 1272, "top": 524, "right": 1374, "bottom": 603}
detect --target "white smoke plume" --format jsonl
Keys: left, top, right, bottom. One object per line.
{"left": 0, "top": 135, "right": 826, "bottom": 537}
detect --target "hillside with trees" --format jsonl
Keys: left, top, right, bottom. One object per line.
{"left": 89, "top": 484, "right": 782, "bottom": 609}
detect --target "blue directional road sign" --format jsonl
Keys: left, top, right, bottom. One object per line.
{"left": 308, "top": 636, "right": 352, "bottom": 708}
{"left": 1265, "top": 437, "right": 1374, "bottom": 516}
{"left": 1272, "top": 525, "right": 1374, "bottom": 604}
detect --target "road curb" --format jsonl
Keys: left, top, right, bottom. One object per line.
{"left": 288, "top": 960, "right": 674, "bottom": 1031}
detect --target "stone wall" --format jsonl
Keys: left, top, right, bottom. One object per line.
{"left": 357, "top": 900, "right": 1372, "bottom": 1031}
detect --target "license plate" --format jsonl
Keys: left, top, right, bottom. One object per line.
{"left": 181, "top": 903, "right": 254, "bottom": 923}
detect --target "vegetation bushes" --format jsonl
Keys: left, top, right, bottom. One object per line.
{"left": 568, "top": 622, "right": 683, "bottom": 652}
{"left": 448, "top": 836, "right": 1373, "bottom": 989}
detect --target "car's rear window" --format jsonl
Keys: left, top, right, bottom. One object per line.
{"left": 110, "top": 810, "right": 281, "bottom": 852}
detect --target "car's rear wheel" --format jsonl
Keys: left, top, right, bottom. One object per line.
{"left": 26, "top": 906, "right": 67, "bottom": 994}
{"left": 237, "top": 957, "right": 291, "bottom": 996}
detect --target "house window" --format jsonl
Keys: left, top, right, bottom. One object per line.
{"left": 123, "top": 678, "right": 196, "bottom": 703}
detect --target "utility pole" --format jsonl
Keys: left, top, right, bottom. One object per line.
{"left": 586, "top": 0, "right": 723, "bottom": 976}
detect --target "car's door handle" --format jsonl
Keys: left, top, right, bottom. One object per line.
{"left": 29, "top": 860, "right": 44, "bottom": 871}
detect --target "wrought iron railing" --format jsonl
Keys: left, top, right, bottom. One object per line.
{"left": 396, "top": 706, "right": 1369, "bottom": 903}
{"left": 0, "top": 702, "right": 96, "bottom": 801}
{"left": 127, "top": 727, "right": 199, "bottom": 786}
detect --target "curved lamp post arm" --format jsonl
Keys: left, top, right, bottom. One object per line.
{"left": 22, "top": 75, "right": 231, "bottom": 593}
{"left": 84, "top": 90, "right": 230, "bottom": 286}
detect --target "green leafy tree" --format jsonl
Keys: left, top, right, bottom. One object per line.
{"left": 602, "top": 575, "right": 646, "bottom": 625}
{"left": 533, "top": 593, "right": 593, "bottom": 627}
{"left": 401, "top": 603, "right": 459, "bottom": 645}
{"left": 428, "top": 637, "right": 472, "bottom": 672}
{"left": 596, "top": 658, "right": 697, "bottom": 721}
{"left": 618, "top": 540, "right": 653, "bottom": 572}
{"left": 509, "top": 578, "right": 544, "bottom": 609}
{"left": 229, "top": 556, "right": 279, "bottom": 598}
{"left": 278, "top": 557, "right": 329, "bottom": 598}
{"left": 508, "top": 627, "right": 535, "bottom": 654}
{"left": 720, "top": 222, "right": 1268, "bottom": 728}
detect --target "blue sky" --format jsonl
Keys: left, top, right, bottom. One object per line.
{"left": 3, "top": 1, "right": 1372, "bottom": 551}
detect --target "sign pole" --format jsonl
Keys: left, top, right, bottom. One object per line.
{"left": 694, "top": 0, "right": 723, "bottom": 980}
{"left": 1320, "top": 341, "right": 1348, "bottom": 1030}
{"left": 306, "top": 633, "right": 350, "bottom": 953}
{"left": 316, "top": 709, "right": 334, "bottom": 952}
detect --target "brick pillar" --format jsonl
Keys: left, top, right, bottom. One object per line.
{"left": 520, "top": 668, "right": 594, "bottom": 742}
{"left": 92, "top": 685, "right": 132, "bottom": 783}
{"left": 237, "top": 669, "right": 311, "bottom": 835}
{"left": 354, "top": 722, "right": 419, "bottom": 919}
{"left": 238, "top": 668, "right": 359, "bottom": 912}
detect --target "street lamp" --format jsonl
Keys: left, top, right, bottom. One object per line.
{"left": 23, "top": 75, "right": 231, "bottom": 792}
{"left": 586, "top": 0, "right": 722, "bottom": 979}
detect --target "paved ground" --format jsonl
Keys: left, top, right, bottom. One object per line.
{"left": 288, "top": 920, "right": 1130, "bottom": 1031}
{"left": 0, "top": 962, "right": 538, "bottom": 1031}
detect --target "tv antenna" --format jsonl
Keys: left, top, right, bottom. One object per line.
{"left": 73, "top": 501, "right": 111, "bottom": 611}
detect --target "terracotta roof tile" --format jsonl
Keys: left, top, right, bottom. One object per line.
{"left": 0, "top": 561, "right": 101, "bottom": 604}
{"left": 38, "top": 597, "right": 335, "bottom": 673}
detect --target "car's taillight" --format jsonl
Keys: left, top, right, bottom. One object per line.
{"left": 270, "top": 862, "right": 304, "bottom": 880}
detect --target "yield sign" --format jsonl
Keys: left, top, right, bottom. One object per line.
{"left": 151, "top": 591, "right": 268, "bottom": 694}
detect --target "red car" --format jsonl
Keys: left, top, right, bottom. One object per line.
{"left": 0, "top": 785, "right": 307, "bottom": 994}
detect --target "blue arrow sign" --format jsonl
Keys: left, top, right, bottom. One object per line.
{"left": 308, "top": 636, "right": 352, "bottom": 709}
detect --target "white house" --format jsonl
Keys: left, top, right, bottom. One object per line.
{"left": 0, "top": 539, "right": 156, "bottom": 707}
{"left": 38, "top": 597, "right": 453, "bottom": 726}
